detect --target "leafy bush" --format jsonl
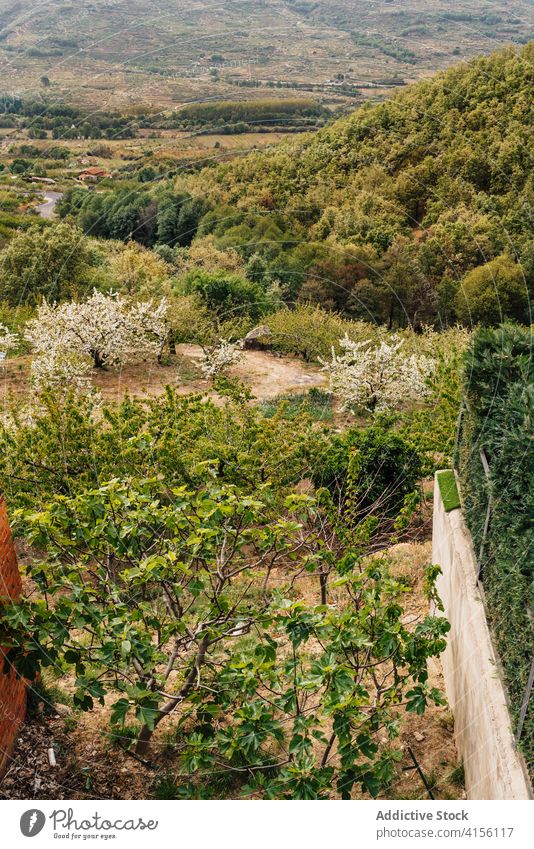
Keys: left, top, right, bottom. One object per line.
{"left": 0, "top": 388, "right": 323, "bottom": 510}
{"left": 455, "top": 255, "right": 530, "bottom": 326}
{"left": 265, "top": 305, "right": 376, "bottom": 361}
{"left": 398, "top": 327, "right": 470, "bottom": 471}
{"left": 4, "top": 473, "right": 448, "bottom": 796}
{"left": 0, "top": 302, "right": 34, "bottom": 353}
{"left": 259, "top": 388, "right": 333, "bottom": 421}
{"left": 311, "top": 421, "right": 423, "bottom": 519}
{"left": 180, "top": 269, "right": 271, "bottom": 321}
{"left": 457, "top": 324, "right": 534, "bottom": 779}
{"left": 346, "top": 425, "right": 423, "bottom": 518}
{"left": 0, "top": 222, "right": 94, "bottom": 305}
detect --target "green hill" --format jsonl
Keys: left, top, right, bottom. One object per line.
{"left": 179, "top": 44, "right": 534, "bottom": 327}
{"left": 52, "top": 43, "right": 534, "bottom": 328}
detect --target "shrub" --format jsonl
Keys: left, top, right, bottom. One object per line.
{"left": 4, "top": 473, "right": 448, "bottom": 795}
{"left": 457, "top": 324, "right": 534, "bottom": 779}
{"left": 346, "top": 424, "right": 423, "bottom": 518}
{"left": 0, "top": 222, "right": 93, "bottom": 306}
{"left": 0, "top": 303, "right": 33, "bottom": 350}
{"left": 259, "top": 388, "right": 333, "bottom": 422}
{"left": 265, "top": 305, "right": 376, "bottom": 361}
{"left": 180, "top": 269, "right": 270, "bottom": 321}
{"left": 311, "top": 421, "right": 423, "bottom": 518}
{"left": 455, "top": 255, "right": 530, "bottom": 326}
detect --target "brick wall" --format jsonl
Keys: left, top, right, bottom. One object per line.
{"left": 0, "top": 495, "right": 26, "bottom": 778}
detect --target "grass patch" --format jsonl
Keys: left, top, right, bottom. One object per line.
{"left": 437, "top": 470, "right": 460, "bottom": 512}
{"left": 259, "top": 388, "right": 333, "bottom": 421}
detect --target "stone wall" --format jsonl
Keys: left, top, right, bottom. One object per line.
{"left": 0, "top": 495, "right": 26, "bottom": 778}
{"left": 432, "top": 472, "right": 532, "bottom": 800}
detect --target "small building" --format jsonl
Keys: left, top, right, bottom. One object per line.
{"left": 28, "top": 176, "right": 57, "bottom": 185}
{"left": 77, "top": 166, "right": 111, "bottom": 183}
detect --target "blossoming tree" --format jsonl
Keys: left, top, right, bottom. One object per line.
{"left": 322, "top": 334, "right": 435, "bottom": 413}
{"left": 199, "top": 338, "right": 244, "bottom": 379}
{"left": 0, "top": 323, "right": 19, "bottom": 364}
{"left": 25, "top": 290, "right": 168, "bottom": 382}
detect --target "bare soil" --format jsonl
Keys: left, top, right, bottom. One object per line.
{"left": 0, "top": 347, "right": 327, "bottom": 410}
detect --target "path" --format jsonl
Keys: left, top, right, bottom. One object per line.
{"left": 1, "top": 348, "right": 327, "bottom": 408}
{"left": 34, "top": 190, "right": 63, "bottom": 219}
{"left": 179, "top": 345, "right": 328, "bottom": 400}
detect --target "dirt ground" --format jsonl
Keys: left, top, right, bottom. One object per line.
{"left": 0, "top": 346, "right": 327, "bottom": 409}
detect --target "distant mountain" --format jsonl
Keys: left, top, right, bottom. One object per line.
{"left": 0, "top": 0, "right": 533, "bottom": 110}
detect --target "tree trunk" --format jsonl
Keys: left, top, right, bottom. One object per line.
{"left": 135, "top": 635, "right": 210, "bottom": 755}
{"left": 319, "top": 569, "right": 328, "bottom": 605}
{"left": 92, "top": 349, "right": 105, "bottom": 369}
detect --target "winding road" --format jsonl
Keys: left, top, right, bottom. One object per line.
{"left": 34, "top": 190, "right": 63, "bottom": 219}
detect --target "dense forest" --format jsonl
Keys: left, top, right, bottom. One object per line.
{"left": 54, "top": 44, "right": 534, "bottom": 328}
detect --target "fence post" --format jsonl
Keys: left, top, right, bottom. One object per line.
{"left": 515, "top": 658, "right": 534, "bottom": 745}
{"left": 477, "top": 447, "right": 492, "bottom": 583}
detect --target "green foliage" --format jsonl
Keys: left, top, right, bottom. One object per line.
{"left": 0, "top": 222, "right": 95, "bottom": 305}
{"left": 311, "top": 421, "right": 423, "bottom": 520}
{"left": 58, "top": 187, "right": 206, "bottom": 249}
{"left": 346, "top": 424, "right": 423, "bottom": 519}
{"left": 177, "top": 98, "right": 326, "bottom": 127}
{"left": 156, "top": 193, "right": 207, "bottom": 248}
{"left": 180, "top": 269, "right": 272, "bottom": 321}
{"left": 259, "top": 388, "right": 333, "bottom": 422}
{"left": 177, "top": 44, "right": 534, "bottom": 326}
{"left": 265, "top": 305, "right": 376, "bottom": 361}
{"left": 455, "top": 255, "right": 530, "bottom": 326}
{"left": 436, "top": 470, "right": 460, "bottom": 512}
{"left": 0, "top": 302, "right": 34, "bottom": 352}
{"left": 457, "top": 324, "right": 533, "bottom": 779}
{"left": 0, "top": 387, "right": 324, "bottom": 510}
{"left": 351, "top": 31, "right": 417, "bottom": 64}
{"left": 58, "top": 188, "right": 154, "bottom": 245}
{"left": 3, "top": 471, "right": 448, "bottom": 798}
{"left": 0, "top": 377, "right": 449, "bottom": 798}
{"left": 398, "top": 328, "right": 469, "bottom": 470}
{"left": 25, "top": 46, "right": 533, "bottom": 327}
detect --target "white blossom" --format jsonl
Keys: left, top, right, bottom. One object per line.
{"left": 200, "top": 338, "right": 244, "bottom": 379}
{"left": 25, "top": 290, "right": 169, "bottom": 370}
{"left": 0, "top": 322, "right": 20, "bottom": 364}
{"left": 321, "top": 334, "right": 435, "bottom": 413}
{"left": 31, "top": 349, "right": 93, "bottom": 396}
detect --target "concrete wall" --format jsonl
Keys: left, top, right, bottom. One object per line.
{"left": 432, "top": 473, "right": 532, "bottom": 799}
{"left": 0, "top": 495, "right": 26, "bottom": 778}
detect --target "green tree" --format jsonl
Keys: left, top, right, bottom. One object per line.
{"left": 0, "top": 222, "right": 93, "bottom": 305}
{"left": 181, "top": 269, "right": 271, "bottom": 321}
{"left": 455, "top": 254, "right": 529, "bottom": 325}
{"left": 4, "top": 474, "right": 448, "bottom": 796}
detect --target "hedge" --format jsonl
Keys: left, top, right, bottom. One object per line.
{"left": 456, "top": 324, "right": 533, "bottom": 780}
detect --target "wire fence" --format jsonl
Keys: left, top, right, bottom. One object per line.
{"left": 454, "top": 407, "right": 533, "bottom": 750}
